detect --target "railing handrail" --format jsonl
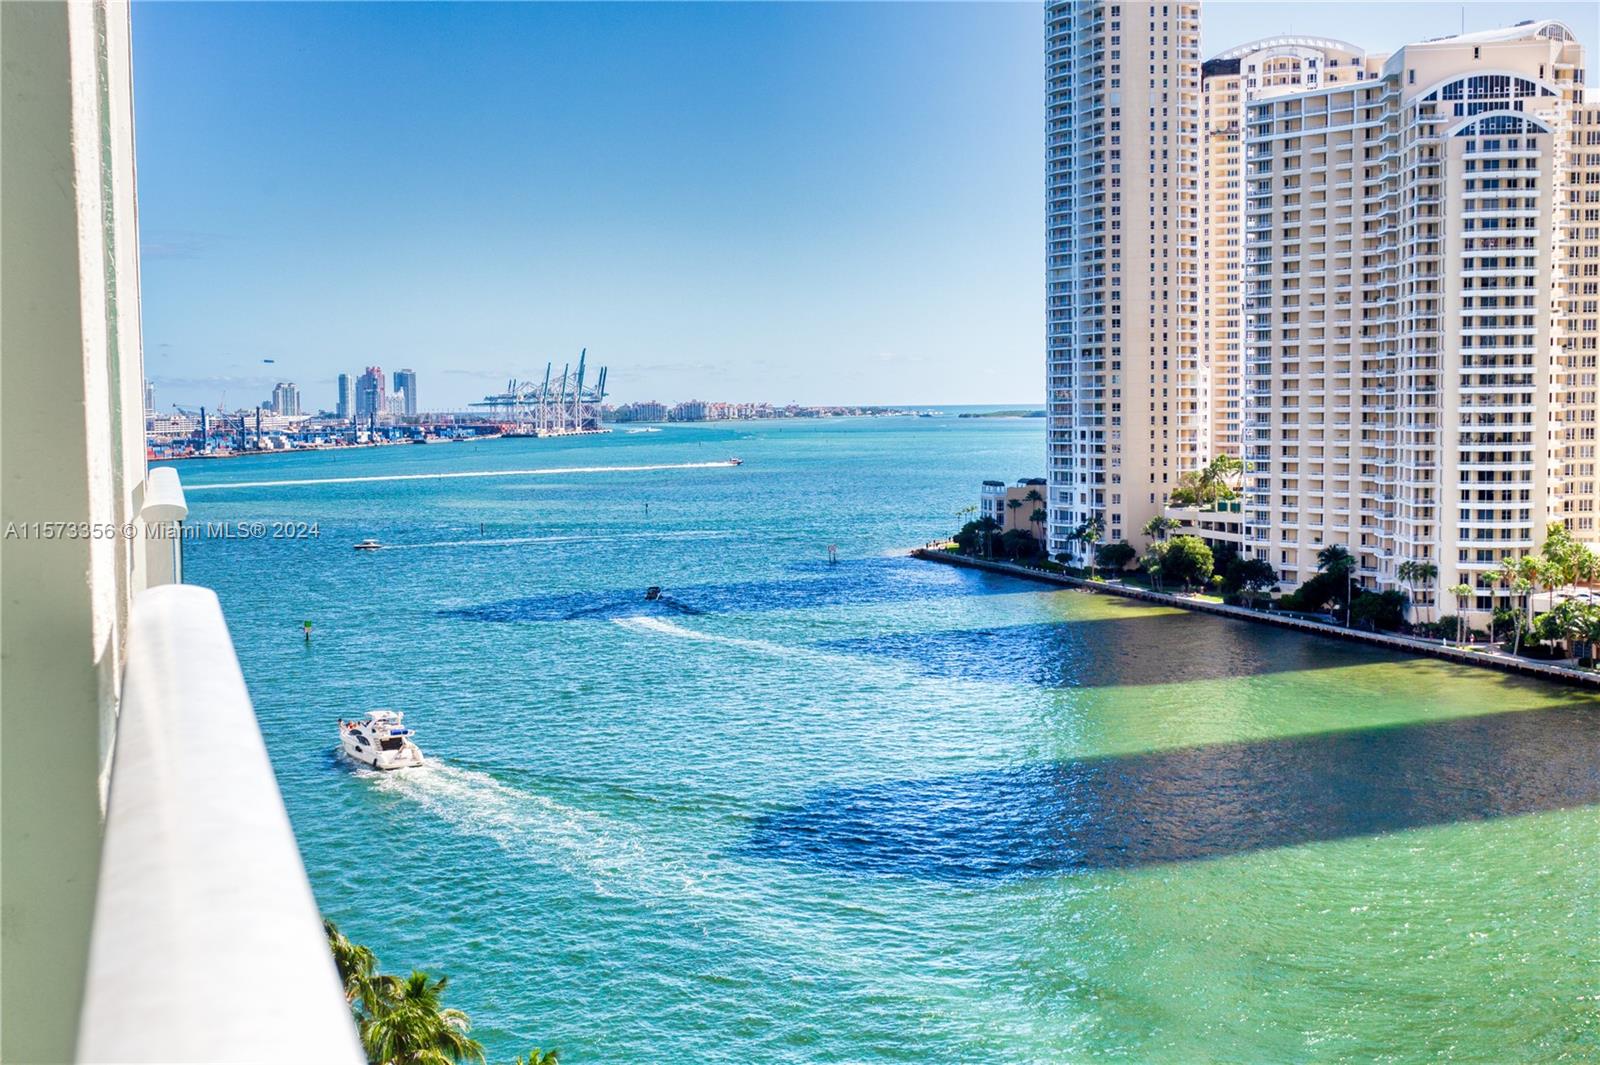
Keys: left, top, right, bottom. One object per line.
{"left": 78, "top": 585, "right": 363, "bottom": 1063}
{"left": 139, "top": 466, "right": 188, "bottom": 523}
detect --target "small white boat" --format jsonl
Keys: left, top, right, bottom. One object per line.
{"left": 354, "top": 539, "right": 382, "bottom": 551}
{"left": 339, "top": 710, "right": 424, "bottom": 770}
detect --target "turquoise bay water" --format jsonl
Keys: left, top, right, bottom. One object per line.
{"left": 171, "top": 416, "right": 1600, "bottom": 1063}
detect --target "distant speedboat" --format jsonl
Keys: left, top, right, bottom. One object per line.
{"left": 339, "top": 710, "right": 424, "bottom": 770}
{"left": 728, "top": 457, "right": 743, "bottom": 466}
{"left": 354, "top": 539, "right": 382, "bottom": 551}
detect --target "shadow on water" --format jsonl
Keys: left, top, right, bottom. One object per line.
{"left": 443, "top": 556, "right": 1037, "bottom": 622}
{"left": 823, "top": 612, "right": 1405, "bottom": 688}
{"left": 739, "top": 704, "right": 1600, "bottom": 881}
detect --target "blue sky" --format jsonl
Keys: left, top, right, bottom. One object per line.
{"left": 132, "top": 2, "right": 1597, "bottom": 412}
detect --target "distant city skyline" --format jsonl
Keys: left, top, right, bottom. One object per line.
{"left": 132, "top": 2, "right": 1597, "bottom": 410}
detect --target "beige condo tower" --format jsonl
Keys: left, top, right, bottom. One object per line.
{"left": 1238, "top": 19, "right": 1595, "bottom": 625}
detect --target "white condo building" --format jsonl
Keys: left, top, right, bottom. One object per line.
{"left": 1239, "top": 20, "right": 1595, "bottom": 622}
{"left": 1046, "top": 4, "right": 1598, "bottom": 626}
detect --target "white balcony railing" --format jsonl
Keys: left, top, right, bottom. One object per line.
{"left": 77, "top": 585, "right": 363, "bottom": 1064}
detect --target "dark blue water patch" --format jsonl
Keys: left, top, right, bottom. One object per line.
{"left": 823, "top": 612, "right": 1402, "bottom": 688}
{"left": 443, "top": 556, "right": 1036, "bottom": 622}
{"left": 739, "top": 704, "right": 1600, "bottom": 882}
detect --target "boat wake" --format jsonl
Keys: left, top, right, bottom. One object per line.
{"left": 364, "top": 760, "right": 931, "bottom": 986}
{"left": 382, "top": 530, "right": 733, "bottom": 552}
{"left": 369, "top": 761, "right": 659, "bottom": 896}
{"left": 186, "top": 460, "right": 741, "bottom": 492}
{"left": 610, "top": 615, "right": 822, "bottom": 663}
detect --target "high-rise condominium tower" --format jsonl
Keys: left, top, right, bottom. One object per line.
{"left": 337, "top": 373, "right": 354, "bottom": 421}
{"left": 356, "top": 366, "right": 385, "bottom": 419}
{"left": 393, "top": 369, "right": 418, "bottom": 416}
{"left": 1240, "top": 20, "right": 1593, "bottom": 623}
{"left": 1046, "top": 5, "right": 1596, "bottom": 626}
{"left": 271, "top": 381, "right": 300, "bottom": 417}
{"left": 1046, "top": 1, "right": 1203, "bottom": 559}
{"left": 1199, "top": 37, "right": 1373, "bottom": 464}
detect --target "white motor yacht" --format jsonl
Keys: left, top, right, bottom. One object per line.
{"left": 339, "top": 710, "right": 424, "bottom": 770}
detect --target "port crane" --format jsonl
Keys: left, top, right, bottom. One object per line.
{"left": 472, "top": 349, "right": 609, "bottom": 435}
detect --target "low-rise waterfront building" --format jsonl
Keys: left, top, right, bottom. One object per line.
{"left": 1160, "top": 499, "right": 1248, "bottom": 552}
{"left": 982, "top": 478, "right": 1050, "bottom": 535}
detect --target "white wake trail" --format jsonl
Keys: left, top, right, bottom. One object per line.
{"left": 185, "top": 460, "right": 740, "bottom": 491}
{"left": 371, "top": 762, "right": 656, "bottom": 895}
{"left": 608, "top": 610, "right": 838, "bottom": 658}
{"left": 366, "top": 760, "right": 929, "bottom": 989}
{"left": 380, "top": 530, "right": 734, "bottom": 551}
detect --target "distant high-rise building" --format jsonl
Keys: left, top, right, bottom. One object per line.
{"left": 271, "top": 381, "right": 300, "bottom": 417}
{"left": 337, "top": 373, "right": 354, "bottom": 420}
{"left": 356, "top": 366, "right": 385, "bottom": 419}
{"left": 143, "top": 380, "right": 155, "bottom": 412}
{"left": 388, "top": 389, "right": 406, "bottom": 417}
{"left": 393, "top": 369, "right": 418, "bottom": 415}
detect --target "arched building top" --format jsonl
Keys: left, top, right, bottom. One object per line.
{"left": 1424, "top": 20, "right": 1577, "bottom": 46}
{"left": 1210, "top": 35, "right": 1364, "bottom": 62}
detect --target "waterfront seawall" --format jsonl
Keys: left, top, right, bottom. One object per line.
{"left": 912, "top": 548, "right": 1600, "bottom": 691}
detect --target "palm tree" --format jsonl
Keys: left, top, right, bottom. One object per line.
{"left": 1509, "top": 577, "right": 1534, "bottom": 655}
{"left": 952, "top": 504, "right": 977, "bottom": 547}
{"left": 1499, "top": 555, "right": 1545, "bottom": 631}
{"left": 1414, "top": 561, "right": 1438, "bottom": 624}
{"left": 1078, "top": 518, "right": 1104, "bottom": 579}
{"left": 1317, "top": 545, "right": 1356, "bottom": 625}
{"left": 1397, "top": 560, "right": 1438, "bottom": 624}
{"left": 1573, "top": 543, "right": 1600, "bottom": 605}
{"left": 1029, "top": 507, "right": 1048, "bottom": 546}
{"left": 1197, "top": 454, "right": 1244, "bottom": 507}
{"left": 362, "top": 971, "right": 485, "bottom": 1065}
{"left": 1317, "top": 543, "right": 1354, "bottom": 577}
{"left": 1005, "top": 498, "right": 1023, "bottom": 528}
{"left": 1142, "top": 515, "right": 1180, "bottom": 541}
{"left": 1142, "top": 544, "right": 1167, "bottom": 591}
{"left": 1541, "top": 522, "right": 1579, "bottom": 610}
{"left": 1396, "top": 560, "right": 1419, "bottom": 618}
{"left": 1450, "top": 583, "right": 1473, "bottom": 642}
{"left": 516, "top": 1052, "right": 559, "bottom": 1065}
{"left": 325, "top": 919, "right": 378, "bottom": 1010}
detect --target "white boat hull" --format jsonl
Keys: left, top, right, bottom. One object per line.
{"left": 340, "top": 734, "right": 424, "bottom": 770}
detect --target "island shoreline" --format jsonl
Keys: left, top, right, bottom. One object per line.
{"left": 912, "top": 548, "right": 1600, "bottom": 691}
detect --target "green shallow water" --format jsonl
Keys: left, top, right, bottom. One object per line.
{"left": 171, "top": 415, "right": 1600, "bottom": 1063}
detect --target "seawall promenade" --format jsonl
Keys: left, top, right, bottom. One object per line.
{"left": 912, "top": 548, "right": 1600, "bottom": 691}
